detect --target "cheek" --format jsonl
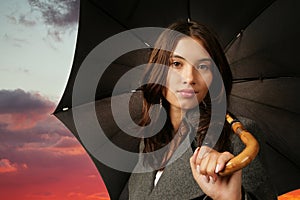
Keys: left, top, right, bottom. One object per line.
{"left": 200, "top": 72, "right": 213, "bottom": 89}
{"left": 196, "top": 73, "right": 213, "bottom": 101}
{"left": 163, "top": 71, "right": 181, "bottom": 106}
{"left": 164, "top": 72, "right": 174, "bottom": 99}
{"left": 164, "top": 70, "right": 179, "bottom": 95}
{"left": 166, "top": 69, "right": 179, "bottom": 87}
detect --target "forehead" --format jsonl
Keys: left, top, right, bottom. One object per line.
{"left": 172, "top": 37, "right": 211, "bottom": 63}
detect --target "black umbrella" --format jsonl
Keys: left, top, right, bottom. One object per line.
{"left": 53, "top": 0, "right": 300, "bottom": 199}
{"left": 226, "top": 0, "right": 300, "bottom": 194}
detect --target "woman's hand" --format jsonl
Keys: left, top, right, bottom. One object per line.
{"left": 190, "top": 146, "right": 242, "bottom": 200}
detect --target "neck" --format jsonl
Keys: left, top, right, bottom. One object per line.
{"left": 169, "top": 106, "right": 185, "bottom": 132}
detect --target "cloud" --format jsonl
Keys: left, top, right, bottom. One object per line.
{"left": 47, "top": 29, "right": 64, "bottom": 42}
{"left": 86, "top": 192, "right": 110, "bottom": 200}
{"left": 9, "top": 14, "right": 37, "bottom": 27}
{"left": 67, "top": 192, "right": 110, "bottom": 200}
{"left": 88, "top": 174, "right": 98, "bottom": 179}
{"left": 0, "top": 89, "right": 84, "bottom": 155}
{"left": 6, "top": 14, "right": 18, "bottom": 24}
{"left": 0, "top": 159, "right": 17, "bottom": 173}
{"left": 0, "top": 158, "right": 28, "bottom": 173}
{"left": 19, "top": 14, "right": 37, "bottom": 27}
{"left": 7, "top": 0, "right": 79, "bottom": 29}
{"left": 28, "top": 0, "right": 79, "bottom": 28}
{"left": 67, "top": 192, "right": 84, "bottom": 198}
{"left": 0, "top": 89, "right": 109, "bottom": 200}
{"left": 0, "top": 89, "right": 54, "bottom": 130}
{"left": 6, "top": 10, "right": 36, "bottom": 27}
{"left": 0, "top": 66, "right": 30, "bottom": 74}
{"left": 16, "top": 135, "right": 86, "bottom": 156}
{"left": 6, "top": 0, "right": 79, "bottom": 43}
{"left": 27, "top": 0, "right": 80, "bottom": 43}
{"left": 25, "top": 192, "right": 56, "bottom": 199}
{"left": 3, "top": 33, "right": 29, "bottom": 48}
{"left": 0, "top": 89, "right": 54, "bottom": 114}
{"left": 17, "top": 67, "right": 30, "bottom": 74}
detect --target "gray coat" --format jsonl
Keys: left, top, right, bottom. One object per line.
{"left": 125, "top": 117, "right": 277, "bottom": 199}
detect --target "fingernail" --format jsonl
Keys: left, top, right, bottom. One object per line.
{"left": 209, "top": 176, "right": 215, "bottom": 184}
{"left": 215, "top": 164, "right": 220, "bottom": 173}
{"left": 193, "top": 147, "right": 199, "bottom": 156}
{"left": 196, "top": 165, "right": 200, "bottom": 173}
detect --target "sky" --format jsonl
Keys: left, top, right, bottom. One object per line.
{"left": 0, "top": 0, "right": 109, "bottom": 199}
{"left": 0, "top": 0, "right": 78, "bottom": 101}
{"left": 0, "top": 0, "right": 299, "bottom": 200}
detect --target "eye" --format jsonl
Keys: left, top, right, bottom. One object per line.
{"left": 171, "top": 61, "right": 182, "bottom": 68}
{"left": 196, "top": 62, "right": 212, "bottom": 71}
{"left": 197, "top": 64, "right": 209, "bottom": 70}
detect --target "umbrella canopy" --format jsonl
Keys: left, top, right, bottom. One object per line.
{"left": 226, "top": 0, "right": 300, "bottom": 194}
{"left": 54, "top": 0, "right": 300, "bottom": 198}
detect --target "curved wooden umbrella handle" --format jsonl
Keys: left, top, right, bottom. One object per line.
{"left": 218, "top": 113, "right": 260, "bottom": 176}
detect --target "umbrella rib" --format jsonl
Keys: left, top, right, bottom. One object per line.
{"left": 232, "top": 75, "right": 297, "bottom": 83}
{"left": 89, "top": 0, "right": 151, "bottom": 47}
{"left": 230, "top": 94, "right": 299, "bottom": 116}
{"left": 224, "top": 30, "right": 243, "bottom": 53}
{"left": 224, "top": 0, "right": 277, "bottom": 53}
{"left": 89, "top": 0, "right": 129, "bottom": 29}
{"left": 265, "top": 142, "right": 300, "bottom": 170}
{"left": 187, "top": 0, "right": 191, "bottom": 21}
{"left": 125, "top": 0, "right": 143, "bottom": 21}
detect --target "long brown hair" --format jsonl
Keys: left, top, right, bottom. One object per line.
{"left": 139, "top": 20, "right": 232, "bottom": 169}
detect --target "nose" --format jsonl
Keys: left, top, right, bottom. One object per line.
{"left": 183, "top": 64, "right": 196, "bottom": 85}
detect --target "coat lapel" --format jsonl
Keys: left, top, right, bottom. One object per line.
{"left": 148, "top": 147, "right": 204, "bottom": 199}
{"left": 128, "top": 144, "right": 204, "bottom": 199}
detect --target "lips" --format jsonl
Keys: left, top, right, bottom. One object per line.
{"left": 177, "top": 89, "right": 198, "bottom": 98}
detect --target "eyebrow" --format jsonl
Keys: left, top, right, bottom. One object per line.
{"left": 170, "top": 54, "right": 213, "bottom": 63}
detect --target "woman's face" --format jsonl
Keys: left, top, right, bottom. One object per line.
{"left": 164, "top": 37, "right": 213, "bottom": 111}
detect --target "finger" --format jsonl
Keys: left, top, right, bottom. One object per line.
{"left": 190, "top": 147, "right": 200, "bottom": 164}
{"left": 206, "top": 153, "right": 218, "bottom": 182}
{"left": 190, "top": 148, "right": 203, "bottom": 182}
{"left": 197, "top": 145, "right": 211, "bottom": 160}
{"left": 192, "top": 165, "right": 209, "bottom": 184}
{"left": 190, "top": 147, "right": 200, "bottom": 172}
{"left": 196, "top": 146, "right": 212, "bottom": 168}
{"left": 198, "top": 151, "right": 209, "bottom": 175}
{"left": 209, "top": 176, "right": 215, "bottom": 184}
{"left": 197, "top": 146, "right": 215, "bottom": 175}
{"left": 204, "top": 175, "right": 210, "bottom": 183}
{"left": 216, "top": 151, "right": 234, "bottom": 173}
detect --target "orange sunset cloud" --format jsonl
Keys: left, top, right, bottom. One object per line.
{"left": 16, "top": 135, "right": 86, "bottom": 156}
{"left": 0, "top": 89, "right": 109, "bottom": 200}
{"left": 279, "top": 189, "right": 300, "bottom": 200}
{"left": 0, "top": 159, "right": 18, "bottom": 173}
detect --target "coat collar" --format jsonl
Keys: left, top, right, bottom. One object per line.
{"left": 129, "top": 147, "right": 204, "bottom": 199}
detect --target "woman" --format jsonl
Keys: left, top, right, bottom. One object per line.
{"left": 126, "top": 20, "right": 276, "bottom": 200}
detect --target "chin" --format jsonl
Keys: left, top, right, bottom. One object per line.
{"left": 178, "top": 103, "right": 199, "bottom": 111}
